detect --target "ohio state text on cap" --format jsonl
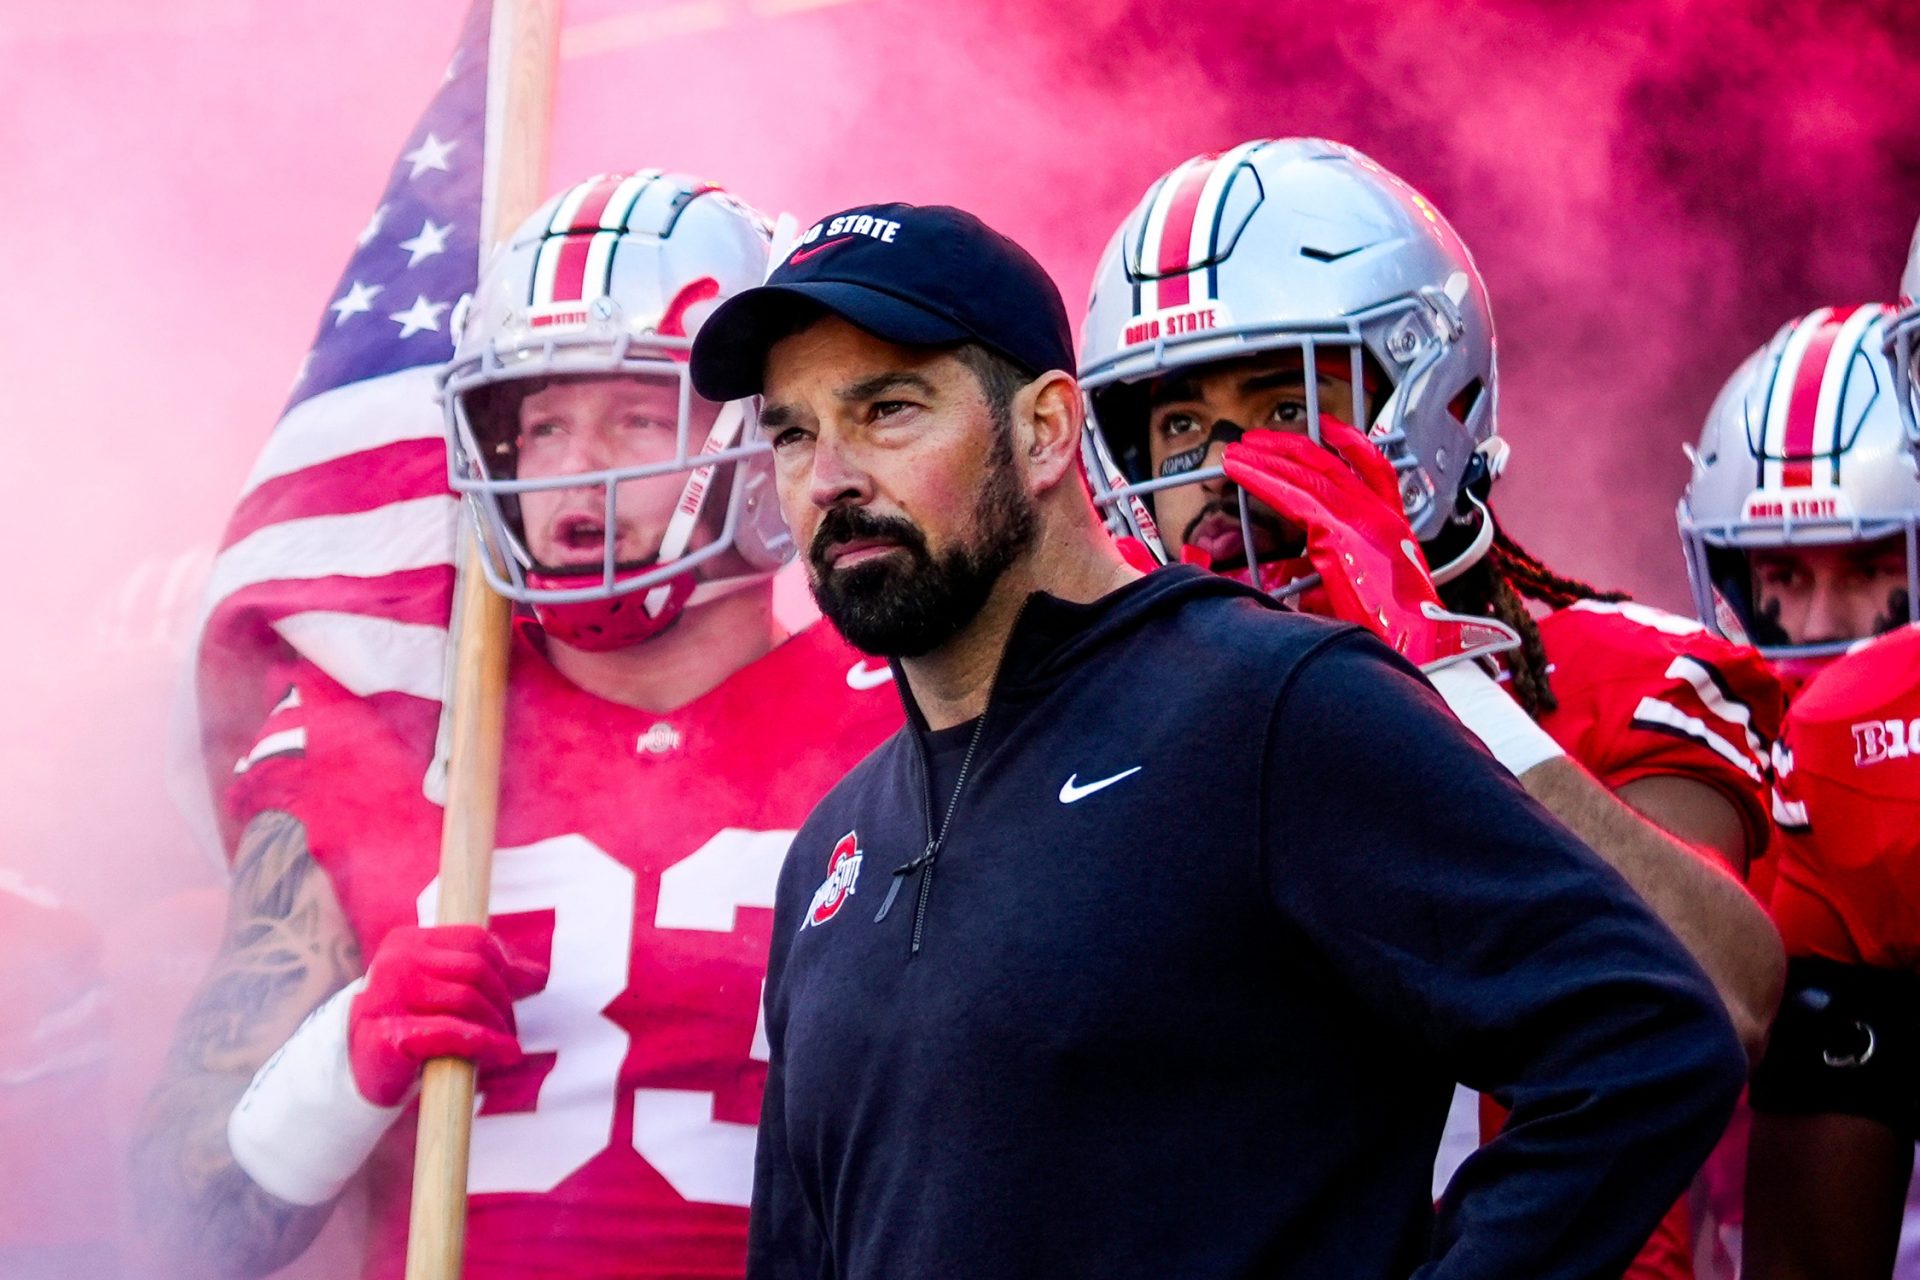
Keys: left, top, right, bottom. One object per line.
{"left": 689, "top": 202, "right": 1075, "bottom": 403}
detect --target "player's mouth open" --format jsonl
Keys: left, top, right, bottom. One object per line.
{"left": 548, "top": 513, "right": 617, "bottom": 565}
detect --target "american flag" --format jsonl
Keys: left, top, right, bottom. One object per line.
{"left": 188, "top": 0, "right": 497, "bottom": 853}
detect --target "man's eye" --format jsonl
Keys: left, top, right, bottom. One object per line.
{"left": 1266, "top": 400, "right": 1308, "bottom": 426}
{"left": 871, "top": 401, "right": 914, "bottom": 421}
{"left": 1862, "top": 559, "right": 1907, "bottom": 583}
{"left": 770, "top": 427, "right": 808, "bottom": 450}
{"left": 1155, "top": 412, "right": 1202, "bottom": 440}
{"left": 521, "top": 421, "right": 563, "bottom": 442}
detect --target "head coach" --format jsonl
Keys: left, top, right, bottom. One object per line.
{"left": 689, "top": 202, "right": 1747, "bottom": 1280}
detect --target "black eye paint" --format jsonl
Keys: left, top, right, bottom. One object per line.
{"left": 1871, "top": 588, "right": 1911, "bottom": 636}
{"left": 1157, "top": 420, "right": 1246, "bottom": 479}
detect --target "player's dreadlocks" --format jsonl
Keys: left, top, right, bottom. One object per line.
{"left": 1436, "top": 518, "right": 1629, "bottom": 720}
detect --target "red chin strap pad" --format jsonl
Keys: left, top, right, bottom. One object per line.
{"left": 529, "top": 571, "right": 697, "bottom": 651}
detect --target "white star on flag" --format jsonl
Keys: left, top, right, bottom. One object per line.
{"left": 329, "top": 280, "right": 385, "bottom": 326}
{"left": 397, "top": 219, "right": 453, "bottom": 268}
{"left": 401, "top": 133, "right": 457, "bottom": 180}
{"left": 357, "top": 204, "right": 389, "bottom": 248}
{"left": 390, "top": 295, "right": 450, "bottom": 339}
{"left": 189, "top": 0, "right": 493, "bottom": 866}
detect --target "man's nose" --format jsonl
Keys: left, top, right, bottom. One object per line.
{"left": 559, "top": 426, "right": 617, "bottom": 476}
{"left": 1193, "top": 421, "right": 1247, "bottom": 496}
{"left": 1799, "top": 574, "right": 1852, "bottom": 644}
{"left": 809, "top": 429, "right": 873, "bottom": 510}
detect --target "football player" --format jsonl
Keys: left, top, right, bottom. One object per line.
{"left": 1680, "top": 304, "right": 1920, "bottom": 698}
{"left": 1745, "top": 622, "right": 1920, "bottom": 1280}
{"left": 131, "top": 174, "right": 902, "bottom": 1279}
{"left": 1079, "top": 137, "right": 1786, "bottom": 1278}
{"left": 1680, "top": 294, "right": 1920, "bottom": 1280}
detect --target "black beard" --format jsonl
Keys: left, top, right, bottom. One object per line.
{"left": 807, "top": 458, "right": 1036, "bottom": 658}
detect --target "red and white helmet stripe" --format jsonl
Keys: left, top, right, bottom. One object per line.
{"left": 1760, "top": 303, "right": 1877, "bottom": 490}
{"left": 1132, "top": 140, "right": 1264, "bottom": 313}
{"left": 531, "top": 171, "right": 664, "bottom": 306}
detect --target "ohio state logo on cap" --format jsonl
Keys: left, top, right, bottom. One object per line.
{"left": 804, "top": 831, "right": 864, "bottom": 928}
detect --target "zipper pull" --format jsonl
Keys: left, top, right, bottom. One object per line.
{"left": 874, "top": 841, "right": 937, "bottom": 923}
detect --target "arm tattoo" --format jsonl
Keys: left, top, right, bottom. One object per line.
{"left": 130, "top": 809, "right": 366, "bottom": 1279}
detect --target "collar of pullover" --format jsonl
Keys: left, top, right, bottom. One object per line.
{"left": 886, "top": 565, "right": 1274, "bottom": 732}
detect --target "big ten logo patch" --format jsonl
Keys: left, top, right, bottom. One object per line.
{"left": 1852, "top": 718, "right": 1920, "bottom": 767}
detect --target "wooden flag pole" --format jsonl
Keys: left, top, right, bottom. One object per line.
{"left": 404, "top": 2, "right": 561, "bottom": 1278}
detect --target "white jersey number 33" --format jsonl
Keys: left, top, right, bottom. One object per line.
{"left": 417, "top": 828, "right": 792, "bottom": 1205}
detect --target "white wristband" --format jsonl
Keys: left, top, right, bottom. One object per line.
{"left": 227, "top": 978, "right": 405, "bottom": 1206}
{"left": 1426, "top": 661, "right": 1567, "bottom": 778}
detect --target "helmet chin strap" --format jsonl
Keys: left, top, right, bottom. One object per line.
{"left": 1428, "top": 488, "right": 1496, "bottom": 585}
{"left": 529, "top": 397, "right": 772, "bottom": 651}
{"left": 642, "top": 399, "right": 748, "bottom": 617}
{"left": 1428, "top": 439, "right": 1509, "bottom": 585}
{"left": 600, "top": 215, "right": 795, "bottom": 621}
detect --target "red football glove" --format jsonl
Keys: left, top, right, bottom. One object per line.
{"left": 1221, "top": 420, "right": 1510, "bottom": 669}
{"left": 347, "top": 924, "right": 545, "bottom": 1107}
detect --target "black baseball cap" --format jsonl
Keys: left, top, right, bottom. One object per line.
{"left": 689, "top": 202, "right": 1075, "bottom": 403}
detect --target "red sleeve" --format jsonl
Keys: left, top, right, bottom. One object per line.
{"left": 1764, "top": 627, "right": 1920, "bottom": 967}
{"left": 1768, "top": 858, "right": 1867, "bottom": 963}
{"left": 1533, "top": 602, "right": 1786, "bottom": 863}
{"left": 219, "top": 657, "right": 315, "bottom": 860}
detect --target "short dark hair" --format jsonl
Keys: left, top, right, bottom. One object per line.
{"left": 950, "top": 342, "right": 1033, "bottom": 439}
{"left": 757, "top": 306, "right": 1032, "bottom": 443}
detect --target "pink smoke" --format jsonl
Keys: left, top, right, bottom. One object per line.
{"left": 1, "top": 0, "right": 1915, "bottom": 1273}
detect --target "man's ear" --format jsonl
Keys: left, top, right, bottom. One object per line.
{"left": 1016, "top": 371, "right": 1085, "bottom": 495}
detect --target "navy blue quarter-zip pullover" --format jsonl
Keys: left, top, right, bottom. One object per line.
{"left": 749, "top": 566, "right": 1746, "bottom": 1280}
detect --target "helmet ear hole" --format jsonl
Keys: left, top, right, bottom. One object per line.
{"left": 1447, "top": 378, "right": 1485, "bottom": 426}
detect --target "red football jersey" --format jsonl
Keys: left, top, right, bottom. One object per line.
{"left": 1767, "top": 624, "right": 1920, "bottom": 967}
{"left": 1531, "top": 600, "right": 1784, "bottom": 864}
{"left": 1478, "top": 600, "right": 1783, "bottom": 1280}
{"left": 226, "top": 620, "right": 904, "bottom": 1279}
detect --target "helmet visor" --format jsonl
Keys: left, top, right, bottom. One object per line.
{"left": 1693, "top": 523, "right": 1920, "bottom": 658}
{"left": 1084, "top": 338, "right": 1402, "bottom": 585}
{"left": 446, "top": 340, "right": 778, "bottom": 604}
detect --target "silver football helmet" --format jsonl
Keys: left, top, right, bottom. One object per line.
{"left": 1889, "top": 214, "right": 1920, "bottom": 452}
{"left": 1679, "top": 304, "right": 1920, "bottom": 666}
{"left": 1079, "top": 137, "right": 1503, "bottom": 583}
{"left": 442, "top": 171, "right": 791, "bottom": 650}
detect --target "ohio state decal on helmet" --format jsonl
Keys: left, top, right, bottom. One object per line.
{"left": 804, "top": 832, "right": 864, "bottom": 929}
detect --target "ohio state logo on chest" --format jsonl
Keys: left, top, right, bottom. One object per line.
{"left": 804, "top": 831, "right": 863, "bottom": 928}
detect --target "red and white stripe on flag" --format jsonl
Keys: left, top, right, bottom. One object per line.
{"left": 185, "top": 1, "right": 499, "bottom": 856}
